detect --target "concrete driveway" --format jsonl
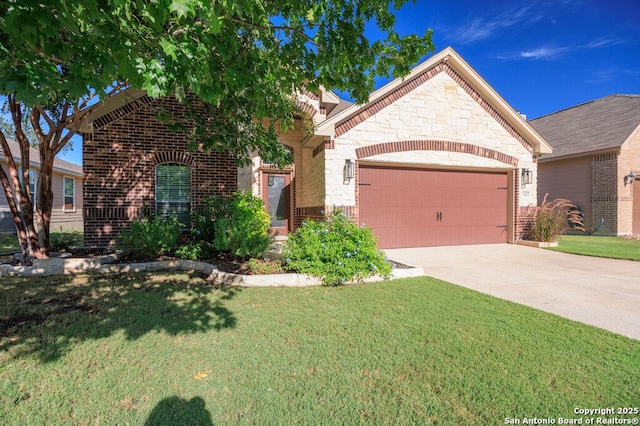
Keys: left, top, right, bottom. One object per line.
{"left": 385, "top": 244, "right": 640, "bottom": 341}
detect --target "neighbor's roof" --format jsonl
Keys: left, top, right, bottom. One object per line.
{"left": 0, "top": 138, "right": 82, "bottom": 175}
{"left": 529, "top": 94, "right": 640, "bottom": 161}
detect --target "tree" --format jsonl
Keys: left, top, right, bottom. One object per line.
{"left": 0, "top": 0, "right": 434, "bottom": 260}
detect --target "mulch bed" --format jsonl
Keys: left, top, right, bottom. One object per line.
{"left": 1, "top": 248, "right": 253, "bottom": 274}
{"left": 111, "top": 251, "right": 252, "bottom": 274}
{"left": 3, "top": 248, "right": 411, "bottom": 275}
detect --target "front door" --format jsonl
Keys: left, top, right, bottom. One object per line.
{"left": 262, "top": 173, "right": 290, "bottom": 236}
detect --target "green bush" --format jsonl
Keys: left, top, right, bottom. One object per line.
{"left": 174, "top": 242, "right": 203, "bottom": 261}
{"left": 185, "top": 196, "right": 222, "bottom": 259}
{"left": 282, "top": 211, "right": 391, "bottom": 285}
{"left": 49, "top": 231, "right": 82, "bottom": 252}
{"left": 118, "top": 216, "right": 183, "bottom": 260}
{"left": 212, "top": 191, "right": 272, "bottom": 258}
{"left": 176, "top": 192, "right": 271, "bottom": 260}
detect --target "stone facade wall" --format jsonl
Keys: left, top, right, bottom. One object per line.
{"left": 328, "top": 71, "right": 537, "bottom": 208}
{"left": 83, "top": 96, "right": 237, "bottom": 247}
{"left": 318, "top": 69, "right": 537, "bottom": 240}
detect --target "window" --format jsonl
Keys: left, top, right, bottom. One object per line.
{"left": 63, "top": 177, "right": 75, "bottom": 211}
{"left": 155, "top": 163, "right": 191, "bottom": 226}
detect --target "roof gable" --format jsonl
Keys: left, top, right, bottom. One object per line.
{"left": 314, "top": 47, "right": 551, "bottom": 155}
{"left": 529, "top": 94, "right": 640, "bottom": 160}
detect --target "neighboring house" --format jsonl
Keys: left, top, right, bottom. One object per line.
{"left": 0, "top": 138, "right": 83, "bottom": 233}
{"left": 529, "top": 94, "right": 640, "bottom": 236}
{"left": 80, "top": 47, "right": 551, "bottom": 249}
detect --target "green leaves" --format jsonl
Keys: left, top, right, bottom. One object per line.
{"left": 283, "top": 211, "right": 392, "bottom": 285}
{"left": 170, "top": 0, "right": 196, "bottom": 19}
{"left": 0, "top": 0, "right": 434, "bottom": 164}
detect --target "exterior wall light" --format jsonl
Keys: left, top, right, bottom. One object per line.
{"left": 344, "top": 159, "right": 355, "bottom": 182}
{"left": 624, "top": 171, "right": 636, "bottom": 186}
{"left": 521, "top": 168, "right": 533, "bottom": 186}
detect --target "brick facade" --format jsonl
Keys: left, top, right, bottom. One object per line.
{"left": 81, "top": 47, "right": 548, "bottom": 249}
{"left": 83, "top": 96, "right": 237, "bottom": 247}
{"left": 591, "top": 153, "right": 619, "bottom": 235}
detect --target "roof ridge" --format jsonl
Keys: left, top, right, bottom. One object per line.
{"left": 1, "top": 138, "right": 82, "bottom": 171}
{"left": 530, "top": 94, "right": 640, "bottom": 121}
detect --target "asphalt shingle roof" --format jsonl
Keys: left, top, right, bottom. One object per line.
{"left": 0, "top": 138, "right": 82, "bottom": 175}
{"left": 528, "top": 94, "right": 640, "bottom": 160}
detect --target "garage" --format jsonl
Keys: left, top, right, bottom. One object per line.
{"left": 358, "top": 165, "right": 509, "bottom": 248}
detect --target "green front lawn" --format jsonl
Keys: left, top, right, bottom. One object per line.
{"left": 0, "top": 233, "right": 19, "bottom": 254}
{"left": 551, "top": 235, "right": 640, "bottom": 261}
{"left": 0, "top": 231, "right": 84, "bottom": 255}
{"left": 1, "top": 273, "right": 638, "bottom": 424}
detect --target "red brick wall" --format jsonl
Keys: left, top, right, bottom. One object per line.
{"left": 538, "top": 156, "right": 592, "bottom": 233}
{"left": 591, "top": 153, "right": 619, "bottom": 235}
{"left": 83, "top": 96, "right": 237, "bottom": 247}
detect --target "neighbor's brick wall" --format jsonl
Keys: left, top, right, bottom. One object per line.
{"left": 618, "top": 127, "right": 640, "bottom": 235}
{"left": 538, "top": 156, "right": 592, "bottom": 234}
{"left": 83, "top": 95, "right": 237, "bottom": 247}
{"left": 591, "top": 153, "right": 619, "bottom": 235}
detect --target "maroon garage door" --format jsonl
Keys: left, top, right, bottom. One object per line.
{"left": 359, "top": 166, "right": 508, "bottom": 248}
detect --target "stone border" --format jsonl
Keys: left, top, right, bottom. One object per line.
{"left": 517, "top": 240, "right": 559, "bottom": 248}
{"left": 0, "top": 254, "right": 425, "bottom": 287}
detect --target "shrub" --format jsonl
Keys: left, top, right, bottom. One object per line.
{"left": 282, "top": 211, "right": 391, "bottom": 285}
{"left": 175, "top": 242, "right": 203, "bottom": 261}
{"left": 247, "top": 258, "right": 284, "bottom": 275}
{"left": 524, "top": 194, "right": 585, "bottom": 242}
{"left": 49, "top": 231, "right": 82, "bottom": 252}
{"left": 212, "top": 191, "right": 272, "bottom": 258}
{"left": 186, "top": 196, "right": 223, "bottom": 259}
{"left": 117, "top": 216, "right": 183, "bottom": 260}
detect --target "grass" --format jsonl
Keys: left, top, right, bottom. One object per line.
{"left": 1, "top": 273, "right": 638, "bottom": 425}
{"left": 551, "top": 235, "right": 640, "bottom": 261}
{"left": 0, "top": 233, "right": 19, "bottom": 254}
{"left": 0, "top": 231, "right": 84, "bottom": 255}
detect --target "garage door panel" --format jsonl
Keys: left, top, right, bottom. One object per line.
{"left": 359, "top": 166, "right": 508, "bottom": 248}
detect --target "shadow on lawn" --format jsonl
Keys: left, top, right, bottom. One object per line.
{"left": 0, "top": 271, "right": 240, "bottom": 363}
{"left": 145, "top": 396, "right": 213, "bottom": 426}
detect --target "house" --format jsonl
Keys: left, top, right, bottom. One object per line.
{"left": 0, "top": 138, "right": 83, "bottom": 233}
{"left": 80, "top": 47, "right": 551, "bottom": 249}
{"left": 529, "top": 94, "right": 640, "bottom": 236}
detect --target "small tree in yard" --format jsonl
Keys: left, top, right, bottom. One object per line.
{"left": 0, "top": 0, "right": 434, "bottom": 261}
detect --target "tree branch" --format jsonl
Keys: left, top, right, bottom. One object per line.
{"left": 229, "top": 17, "right": 320, "bottom": 47}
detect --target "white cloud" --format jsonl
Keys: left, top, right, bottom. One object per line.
{"left": 449, "top": 4, "right": 546, "bottom": 44}
{"left": 495, "top": 36, "right": 627, "bottom": 62}
{"left": 519, "top": 46, "right": 570, "bottom": 59}
{"left": 586, "top": 38, "right": 625, "bottom": 48}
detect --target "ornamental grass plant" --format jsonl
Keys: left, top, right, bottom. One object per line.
{"left": 524, "top": 194, "right": 585, "bottom": 242}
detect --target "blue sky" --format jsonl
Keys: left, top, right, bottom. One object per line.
{"left": 45, "top": 0, "right": 640, "bottom": 165}
{"left": 390, "top": 0, "right": 640, "bottom": 117}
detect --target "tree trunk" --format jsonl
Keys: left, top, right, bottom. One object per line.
{"left": 34, "top": 148, "right": 55, "bottom": 258}
{"left": 0, "top": 124, "right": 40, "bottom": 261}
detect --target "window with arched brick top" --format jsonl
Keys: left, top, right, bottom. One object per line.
{"left": 155, "top": 163, "right": 191, "bottom": 226}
